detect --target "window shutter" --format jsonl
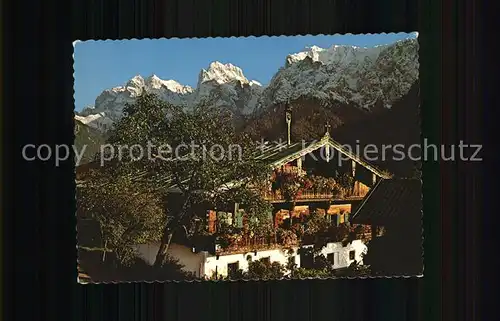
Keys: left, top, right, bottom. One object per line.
{"left": 207, "top": 210, "right": 217, "bottom": 234}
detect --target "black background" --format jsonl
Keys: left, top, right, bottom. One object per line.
{"left": 2, "top": 0, "right": 488, "bottom": 320}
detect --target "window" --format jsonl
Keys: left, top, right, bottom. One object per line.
{"left": 327, "top": 253, "right": 334, "bottom": 264}
{"left": 349, "top": 250, "right": 355, "bottom": 260}
{"left": 227, "top": 262, "right": 239, "bottom": 275}
{"left": 260, "top": 257, "right": 270, "bottom": 264}
{"left": 301, "top": 252, "right": 314, "bottom": 268}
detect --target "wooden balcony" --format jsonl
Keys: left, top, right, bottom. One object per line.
{"left": 210, "top": 223, "right": 373, "bottom": 255}
{"left": 279, "top": 166, "right": 306, "bottom": 176}
{"left": 301, "top": 224, "right": 373, "bottom": 245}
{"left": 262, "top": 188, "right": 368, "bottom": 203}
{"left": 214, "top": 234, "right": 298, "bottom": 255}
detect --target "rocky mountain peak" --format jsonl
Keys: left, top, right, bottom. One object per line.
{"left": 75, "top": 37, "right": 418, "bottom": 133}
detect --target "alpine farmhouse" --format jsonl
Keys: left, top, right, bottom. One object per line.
{"left": 77, "top": 108, "right": 398, "bottom": 280}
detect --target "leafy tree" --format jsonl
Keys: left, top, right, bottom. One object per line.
{"left": 244, "top": 260, "right": 286, "bottom": 280}
{"left": 101, "top": 93, "right": 272, "bottom": 266}
{"left": 303, "top": 210, "right": 331, "bottom": 236}
{"left": 290, "top": 222, "right": 305, "bottom": 239}
{"left": 288, "top": 249, "right": 372, "bottom": 279}
{"left": 276, "top": 227, "right": 298, "bottom": 246}
{"left": 208, "top": 260, "right": 286, "bottom": 281}
{"left": 209, "top": 254, "right": 372, "bottom": 281}
{"left": 106, "top": 93, "right": 174, "bottom": 149}
{"left": 226, "top": 268, "right": 246, "bottom": 280}
{"left": 78, "top": 249, "right": 197, "bottom": 282}
{"left": 291, "top": 267, "right": 332, "bottom": 279}
{"left": 339, "top": 261, "right": 372, "bottom": 277}
{"left": 125, "top": 255, "right": 197, "bottom": 281}
{"left": 76, "top": 168, "right": 167, "bottom": 266}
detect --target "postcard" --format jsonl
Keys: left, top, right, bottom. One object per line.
{"left": 74, "top": 32, "right": 422, "bottom": 283}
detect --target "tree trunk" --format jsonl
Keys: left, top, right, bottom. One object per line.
{"left": 153, "top": 193, "right": 192, "bottom": 267}
{"left": 101, "top": 240, "right": 108, "bottom": 262}
{"left": 154, "top": 231, "right": 174, "bottom": 267}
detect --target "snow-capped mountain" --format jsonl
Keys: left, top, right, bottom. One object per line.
{"left": 75, "top": 36, "right": 418, "bottom": 132}
{"left": 75, "top": 61, "right": 264, "bottom": 131}
{"left": 260, "top": 37, "right": 418, "bottom": 110}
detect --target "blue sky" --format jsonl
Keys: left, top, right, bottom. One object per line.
{"left": 74, "top": 32, "right": 417, "bottom": 111}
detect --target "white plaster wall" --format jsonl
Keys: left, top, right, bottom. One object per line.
{"left": 204, "top": 247, "right": 301, "bottom": 278}
{"left": 134, "top": 243, "right": 206, "bottom": 277}
{"left": 304, "top": 240, "right": 368, "bottom": 269}
{"left": 134, "top": 243, "right": 160, "bottom": 265}
{"left": 134, "top": 240, "right": 367, "bottom": 279}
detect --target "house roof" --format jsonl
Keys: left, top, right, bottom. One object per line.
{"left": 350, "top": 178, "right": 422, "bottom": 225}
{"left": 76, "top": 132, "right": 390, "bottom": 191}
{"left": 255, "top": 132, "right": 390, "bottom": 178}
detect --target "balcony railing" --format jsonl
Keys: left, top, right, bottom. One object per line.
{"left": 301, "top": 225, "right": 373, "bottom": 244}
{"left": 279, "top": 166, "right": 306, "bottom": 176}
{"left": 214, "top": 234, "right": 300, "bottom": 255}
{"left": 262, "top": 188, "right": 368, "bottom": 202}
{"left": 209, "top": 224, "right": 373, "bottom": 255}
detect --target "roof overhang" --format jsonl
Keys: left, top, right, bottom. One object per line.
{"left": 268, "top": 133, "right": 391, "bottom": 179}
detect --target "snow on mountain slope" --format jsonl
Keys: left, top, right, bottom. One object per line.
{"left": 75, "top": 37, "right": 418, "bottom": 132}
{"left": 75, "top": 113, "right": 114, "bottom": 132}
{"left": 76, "top": 74, "right": 195, "bottom": 131}
{"left": 76, "top": 61, "right": 265, "bottom": 131}
{"left": 192, "top": 62, "right": 265, "bottom": 115}
{"left": 259, "top": 37, "right": 419, "bottom": 110}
